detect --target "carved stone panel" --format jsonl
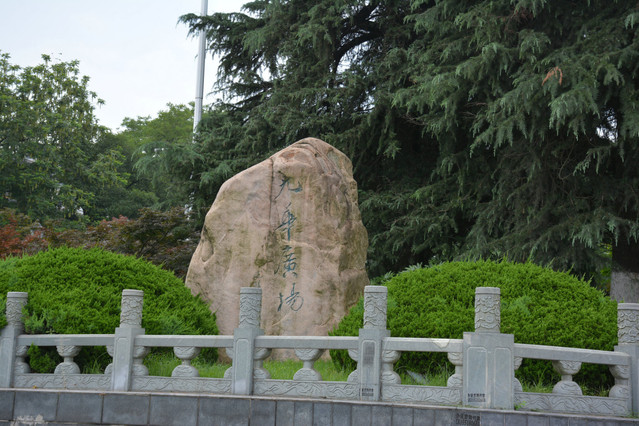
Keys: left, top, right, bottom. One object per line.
{"left": 254, "top": 379, "right": 359, "bottom": 399}
{"left": 474, "top": 287, "right": 500, "bottom": 333}
{"left": 239, "top": 288, "right": 262, "bottom": 329}
{"left": 14, "top": 373, "right": 111, "bottom": 391}
{"left": 382, "top": 384, "right": 462, "bottom": 405}
{"left": 515, "top": 392, "right": 628, "bottom": 416}
{"left": 132, "top": 376, "right": 232, "bottom": 394}
{"left": 120, "top": 290, "right": 144, "bottom": 327}
{"left": 617, "top": 303, "right": 639, "bottom": 344}
{"left": 363, "top": 286, "right": 387, "bottom": 329}
{"left": 6, "top": 292, "right": 28, "bottom": 331}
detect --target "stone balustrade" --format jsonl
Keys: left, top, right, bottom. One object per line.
{"left": 0, "top": 286, "right": 637, "bottom": 417}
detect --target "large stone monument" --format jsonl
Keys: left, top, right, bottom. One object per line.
{"left": 185, "top": 138, "right": 369, "bottom": 352}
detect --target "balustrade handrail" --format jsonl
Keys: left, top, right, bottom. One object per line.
{"left": 384, "top": 337, "right": 463, "bottom": 353}
{"left": 14, "top": 333, "right": 628, "bottom": 367}
{"left": 514, "top": 343, "right": 632, "bottom": 365}
{"left": 135, "top": 334, "right": 234, "bottom": 348}
{"left": 254, "top": 335, "right": 358, "bottom": 350}
{"left": 17, "top": 334, "right": 114, "bottom": 346}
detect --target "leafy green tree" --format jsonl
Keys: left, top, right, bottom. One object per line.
{"left": 0, "top": 53, "right": 126, "bottom": 222}
{"left": 82, "top": 131, "right": 158, "bottom": 221}
{"left": 125, "top": 103, "right": 198, "bottom": 211}
{"left": 180, "top": 1, "right": 639, "bottom": 291}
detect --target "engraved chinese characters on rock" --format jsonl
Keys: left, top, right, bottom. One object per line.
{"left": 276, "top": 174, "right": 304, "bottom": 313}
{"left": 185, "top": 137, "right": 369, "bottom": 353}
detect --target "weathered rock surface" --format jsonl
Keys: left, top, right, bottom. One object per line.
{"left": 185, "top": 138, "right": 369, "bottom": 355}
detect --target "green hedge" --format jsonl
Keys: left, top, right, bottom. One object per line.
{"left": 0, "top": 247, "right": 218, "bottom": 372}
{"left": 330, "top": 260, "right": 618, "bottom": 389}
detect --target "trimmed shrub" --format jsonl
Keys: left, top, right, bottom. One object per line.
{"left": 0, "top": 247, "right": 218, "bottom": 372}
{"left": 330, "top": 260, "right": 617, "bottom": 389}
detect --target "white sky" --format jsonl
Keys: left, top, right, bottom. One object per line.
{"left": 0, "top": 0, "right": 245, "bottom": 132}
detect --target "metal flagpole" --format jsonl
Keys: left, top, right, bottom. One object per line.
{"left": 193, "top": 0, "right": 208, "bottom": 133}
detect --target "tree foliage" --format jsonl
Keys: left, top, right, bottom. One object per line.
{"left": 123, "top": 103, "right": 197, "bottom": 211}
{"left": 81, "top": 131, "right": 158, "bottom": 221}
{"left": 0, "top": 207, "right": 198, "bottom": 279}
{"left": 0, "top": 53, "right": 122, "bottom": 221}
{"left": 178, "top": 0, "right": 639, "bottom": 281}
{"left": 0, "top": 53, "right": 164, "bottom": 226}
{"left": 0, "top": 207, "right": 197, "bottom": 279}
{"left": 0, "top": 209, "right": 47, "bottom": 259}
{"left": 86, "top": 208, "right": 199, "bottom": 279}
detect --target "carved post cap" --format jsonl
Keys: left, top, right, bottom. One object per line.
{"left": 6, "top": 292, "right": 28, "bottom": 329}
{"left": 475, "top": 287, "right": 501, "bottom": 296}
{"left": 239, "top": 287, "right": 262, "bottom": 329}
{"left": 617, "top": 303, "right": 639, "bottom": 344}
{"left": 120, "top": 289, "right": 144, "bottom": 327}
{"left": 7, "top": 292, "right": 28, "bottom": 299}
{"left": 363, "top": 285, "right": 388, "bottom": 329}
{"left": 364, "top": 286, "right": 388, "bottom": 295}
{"left": 474, "top": 286, "right": 501, "bottom": 333}
{"left": 122, "top": 289, "right": 144, "bottom": 297}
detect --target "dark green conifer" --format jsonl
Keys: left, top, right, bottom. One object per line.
{"left": 180, "top": 1, "right": 639, "bottom": 292}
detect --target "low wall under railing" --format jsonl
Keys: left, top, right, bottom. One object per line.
{"left": 0, "top": 286, "right": 637, "bottom": 418}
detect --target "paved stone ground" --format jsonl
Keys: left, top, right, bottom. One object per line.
{"left": 0, "top": 389, "right": 637, "bottom": 425}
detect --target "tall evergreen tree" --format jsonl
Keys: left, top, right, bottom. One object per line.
{"left": 180, "top": 0, "right": 639, "bottom": 292}
{"left": 393, "top": 0, "right": 639, "bottom": 293}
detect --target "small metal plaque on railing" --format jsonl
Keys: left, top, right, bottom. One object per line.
{"left": 467, "top": 393, "right": 485, "bottom": 403}
{"left": 361, "top": 387, "right": 374, "bottom": 397}
{"left": 455, "top": 412, "right": 480, "bottom": 426}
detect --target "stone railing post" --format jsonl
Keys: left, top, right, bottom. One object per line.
{"left": 615, "top": 303, "right": 639, "bottom": 414}
{"left": 231, "top": 287, "right": 263, "bottom": 395}
{"left": 462, "top": 287, "right": 514, "bottom": 409}
{"left": 111, "top": 289, "right": 145, "bottom": 391}
{"left": 0, "top": 292, "right": 28, "bottom": 387}
{"left": 352, "top": 286, "right": 390, "bottom": 401}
